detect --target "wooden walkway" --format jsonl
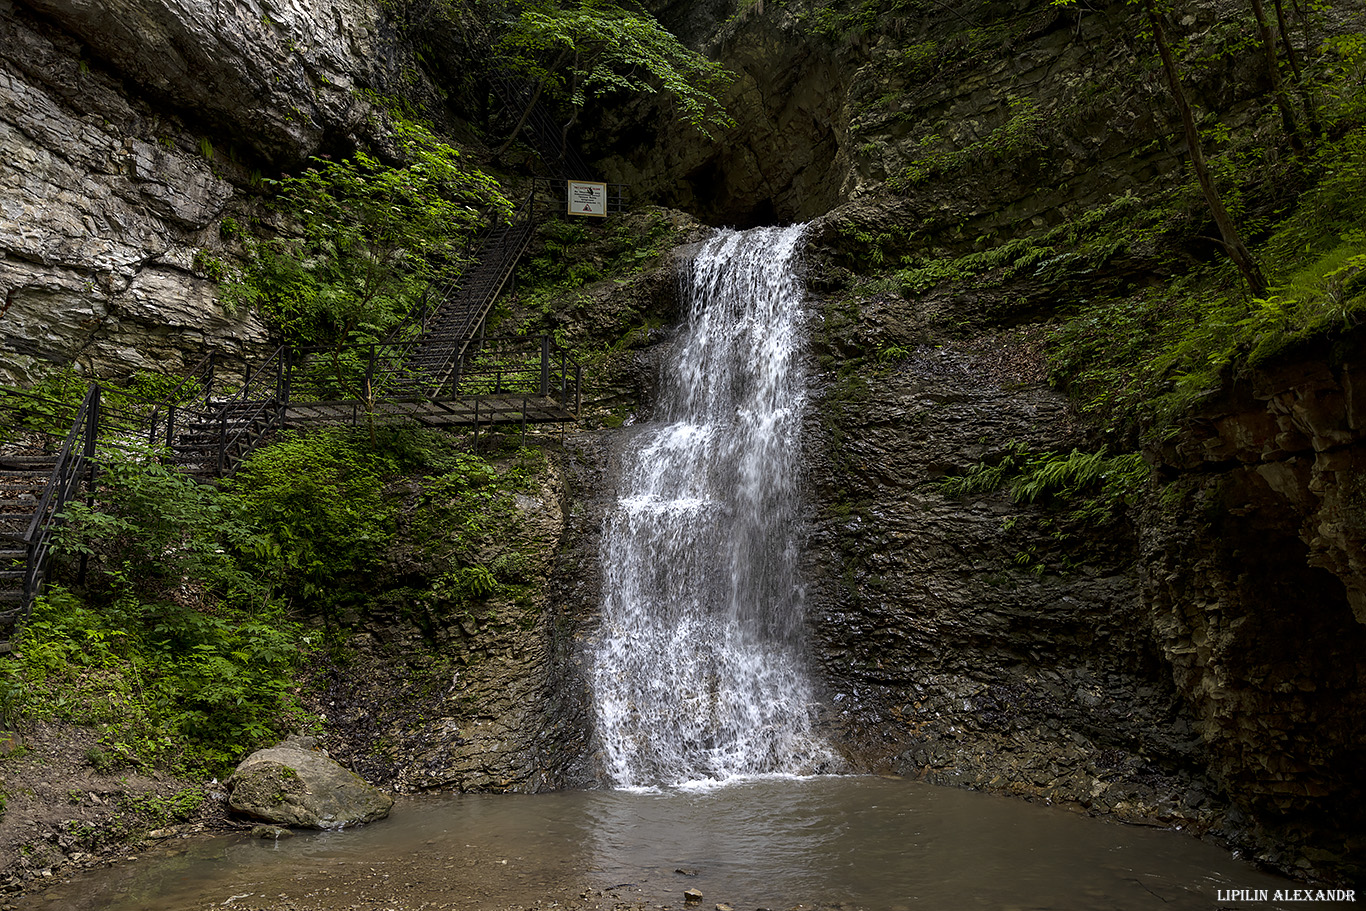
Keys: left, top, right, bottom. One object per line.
{"left": 283, "top": 391, "right": 578, "bottom": 428}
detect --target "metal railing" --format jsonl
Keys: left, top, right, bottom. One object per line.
{"left": 283, "top": 333, "right": 582, "bottom": 417}
{"left": 211, "top": 347, "right": 286, "bottom": 476}
{"left": 146, "top": 351, "right": 217, "bottom": 450}
{"left": 454, "top": 334, "right": 583, "bottom": 410}
{"left": 5, "top": 383, "right": 99, "bottom": 630}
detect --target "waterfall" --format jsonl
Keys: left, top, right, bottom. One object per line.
{"left": 592, "top": 224, "right": 835, "bottom": 788}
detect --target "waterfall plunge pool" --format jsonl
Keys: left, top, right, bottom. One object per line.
{"left": 23, "top": 775, "right": 1339, "bottom": 911}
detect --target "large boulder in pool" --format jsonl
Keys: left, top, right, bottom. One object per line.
{"left": 227, "top": 735, "right": 393, "bottom": 829}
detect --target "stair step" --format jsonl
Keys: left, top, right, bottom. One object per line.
{"left": 0, "top": 456, "right": 59, "bottom": 469}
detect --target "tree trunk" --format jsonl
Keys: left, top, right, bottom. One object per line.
{"left": 1143, "top": 0, "right": 1268, "bottom": 296}
{"left": 1271, "top": 0, "right": 1323, "bottom": 139}
{"left": 495, "top": 47, "right": 571, "bottom": 160}
{"left": 1249, "top": 0, "right": 1305, "bottom": 154}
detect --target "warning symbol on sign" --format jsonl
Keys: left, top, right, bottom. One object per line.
{"left": 567, "top": 180, "right": 608, "bottom": 217}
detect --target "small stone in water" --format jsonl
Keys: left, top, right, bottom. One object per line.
{"left": 715, "top": 904, "right": 734, "bottom": 911}
{"left": 250, "top": 825, "right": 293, "bottom": 839}
{"left": 675, "top": 868, "right": 699, "bottom": 876}
{"left": 683, "top": 888, "right": 703, "bottom": 903}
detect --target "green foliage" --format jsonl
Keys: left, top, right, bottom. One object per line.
{"left": 939, "top": 442, "right": 1029, "bottom": 500}
{"left": 224, "top": 115, "right": 509, "bottom": 350}
{"left": 59, "top": 451, "right": 266, "bottom": 607}
{"left": 1048, "top": 127, "right": 1366, "bottom": 441}
{"left": 941, "top": 444, "right": 1148, "bottom": 525}
{"left": 1, "top": 366, "right": 218, "bottom": 448}
{"left": 892, "top": 97, "right": 1047, "bottom": 190}
{"left": 898, "top": 236, "right": 1054, "bottom": 293}
{"left": 7, "top": 586, "right": 304, "bottom": 777}
{"left": 1320, "top": 31, "right": 1366, "bottom": 126}
{"left": 30, "top": 451, "right": 310, "bottom": 775}
{"left": 226, "top": 428, "right": 398, "bottom": 611}
{"left": 506, "top": 209, "right": 682, "bottom": 371}
{"left": 496, "top": 0, "right": 735, "bottom": 138}
{"left": 118, "top": 789, "right": 205, "bottom": 827}
{"left": 809, "top": 0, "right": 927, "bottom": 45}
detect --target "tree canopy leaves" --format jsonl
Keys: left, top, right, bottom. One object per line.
{"left": 496, "top": 0, "right": 735, "bottom": 139}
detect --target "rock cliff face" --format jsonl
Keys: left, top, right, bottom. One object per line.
{"left": 584, "top": 0, "right": 1366, "bottom": 882}
{"left": 790, "top": 207, "right": 1366, "bottom": 881}
{"left": 796, "top": 227, "right": 1216, "bottom": 829}
{"left": 0, "top": 0, "right": 440, "bottom": 383}
{"left": 1141, "top": 334, "right": 1366, "bottom": 874}
{"left": 299, "top": 453, "right": 600, "bottom": 795}
{"left": 604, "top": 0, "right": 1272, "bottom": 232}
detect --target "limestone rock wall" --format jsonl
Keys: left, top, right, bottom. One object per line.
{"left": 18, "top": 0, "right": 395, "bottom": 164}
{"left": 303, "top": 457, "right": 599, "bottom": 794}
{"left": 0, "top": 0, "right": 432, "bottom": 384}
{"left": 798, "top": 294, "right": 1215, "bottom": 830}
{"left": 1141, "top": 334, "right": 1366, "bottom": 877}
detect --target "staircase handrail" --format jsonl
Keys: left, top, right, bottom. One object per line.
{"left": 18, "top": 383, "right": 97, "bottom": 544}
{"left": 8, "top": 383, "right": 99, "bottom": 625}
{"left": 212, "top": 347, "right": 286, "bottom": 475}
{"left": 147, "top": 355, "right": 218, "bottom": 453}
{"left": 452, "top": 333, "right": 582, "bottom": 410}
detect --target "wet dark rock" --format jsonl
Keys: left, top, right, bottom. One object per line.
{"left": 249, "top": 825, "right": 293, "bottom": 840}
{"left": 798, "top": 235, "right": 1366, "bottom": 882}
{"left": 683, "top": 888, "right": 703, "bottom": 903}
{"left": 1139, "top": 330, "right": 1366, "bottom": 882}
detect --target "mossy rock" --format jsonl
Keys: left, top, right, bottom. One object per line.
{"left": 227, "top": 736, "right": 393, "bottom": 829}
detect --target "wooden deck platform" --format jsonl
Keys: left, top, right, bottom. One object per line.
{"left": 283, "top": 392, "right": 578, "bottom": 429}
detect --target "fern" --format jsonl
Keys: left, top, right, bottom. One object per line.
{"left": 942, "top": 445, "right": 1147, "bottom": 523}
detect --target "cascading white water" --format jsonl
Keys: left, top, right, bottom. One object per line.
{"left": 592, "top": 224, "right": 835, "bottom": 788}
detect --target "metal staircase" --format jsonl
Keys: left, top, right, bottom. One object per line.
{"left": 0, "top": 454, "right": 59, "bottom": 651}
{"left": 151, "top": 350, "right": 286, "bottom": 479}
{"left": 397, "top": 202, "right": 537, "bottom": 397}
{"left": 0, "top": 385, "right": 99, "bottom": 654}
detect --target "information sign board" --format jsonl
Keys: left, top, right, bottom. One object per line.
{"left": 567, "top": 180, "right": 608, "bottom": 217}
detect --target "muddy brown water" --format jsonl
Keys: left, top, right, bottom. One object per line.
{"left": 22, "top": 776, "right": 1345, "bottom": 911}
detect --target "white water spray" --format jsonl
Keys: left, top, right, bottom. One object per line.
{"left": 592, "top": 224, "right": 835, "bottom": 788}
